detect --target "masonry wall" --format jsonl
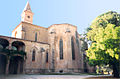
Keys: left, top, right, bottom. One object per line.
{"left": 22, "top": 22, "right": 48, "bottom": 43}
{"left": 11, "top": 22, "right": 94, "bottom": 74}
{"left": 24, "top": 41, "right": 50, "bottom": 74}
{"left": 12, "top": 22, "right": 48, "bottom": 43}
{"left": 12, "top": 24, "right": 22, "bottom": 38}
{"left": 0, "top": 35, "right": 50, "bottom": 74}
{"left": 48, "top": 24, "right": 83, "bottom": 73}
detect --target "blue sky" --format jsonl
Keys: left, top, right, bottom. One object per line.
{"left": 0, "top": 0, "right": 120, "bottom": 36}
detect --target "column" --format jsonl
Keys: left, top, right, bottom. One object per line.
{"left": 17, "top": 60, "right": 20, "bottom": 74}
{"left": 23, "top": 60, "right": 26, "bottom": 74}
{"left": 5, "top": 57, "right": 10, "bottom": 75}
{"left": 8, "top": 41, "right": 12, "bottom": 50}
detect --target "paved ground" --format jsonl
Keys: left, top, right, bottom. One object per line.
{"left": 0, "top": 75, "right": 96, "bottom": 79}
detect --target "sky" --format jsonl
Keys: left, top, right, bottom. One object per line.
{"left": 0, "top": 0, "right": 120, "bottom": 36}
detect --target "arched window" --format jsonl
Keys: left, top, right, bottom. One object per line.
{"left": 15, "top": 31, "right": 17, "bottom": 37}
{"left": 35, "top": 32, "right": 37, "bottom": 42}
{"left": 46, "top": 52, "right": 48, "bottom": 63}
{"left": 32, "top": 49, "right": 36, "bottom": 61}
{"left": 75, "top": 31, "right": 78, "bottom": 38}
{"left": 75, "top": 31, "right": 79, "bottom": 47}
{"left": 71, "top": 36, "right": 75, "bottom": 60}
{"left": 59, "top": 38, "right": 63, "bottom": 59}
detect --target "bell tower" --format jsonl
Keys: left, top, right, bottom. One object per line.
{"left": 21, "top": 1, "right": 34, "bottom": 24}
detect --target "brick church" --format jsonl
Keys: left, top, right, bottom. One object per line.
{"left": 0, "top": 2, "right": 94, "bottom": 74}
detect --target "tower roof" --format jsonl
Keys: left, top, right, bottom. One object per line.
{"left": 24, "top": 1, "right": 32, "bottom": 12}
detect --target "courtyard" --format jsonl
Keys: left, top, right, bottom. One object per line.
{"left": 0, "top": 75, "right": 89, "bottom": 79}
{"left": 0, "top": 74, "right": 118, "bottom": 79}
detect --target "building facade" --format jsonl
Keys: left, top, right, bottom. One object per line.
{"left": 0, "top": 2, "right": 94, "bottom": 74}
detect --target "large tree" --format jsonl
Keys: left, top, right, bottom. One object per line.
{"left": 86, "top": 11, "right": 120, "bottom": 78}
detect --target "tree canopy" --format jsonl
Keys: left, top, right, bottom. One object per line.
{"left": 86, "top": 11, "right": 120, "bottom": 77}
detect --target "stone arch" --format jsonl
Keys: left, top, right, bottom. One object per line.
{"left": 0, "top": 38, "right": 9, "bottom": 74}
{"left": 30, "top": 46, "right": 38, "bottom": 62}
{"left": 11, "top": 41, "right": 25, "bottom": 51}
{"left": 30, "top": 46, "right": 39, "bottom": 53}
{"left": 0, "top": 38, "right": 9, "bottom": 49}
{"left": 15, "top": 31, "right": 17, "bottom": 38}
{"left": 30, "top": 46, "right": 38, "bottom": 52}
{"left": 9, "top": 56, "right": 24, "bottom": 74}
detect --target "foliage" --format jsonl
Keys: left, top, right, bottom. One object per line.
{"left": 0, "top": 48, "right": 26, "bottom": 58}
{"left": 96, "top": 65, "right": 112, "bottom": 74}
{"left": 0, "top": 44, "right": 3, "bottom": 49}
{"left": 80, "top": 34, "right": 88, "bottom": 52}
{"left": 80, "top": 39, "right": 88, "bottom": 52}
{"left": 86, "top": 11, "right": 120, "bottom": 77}
{"left": 0, "top": 49, "right": 10, "bottom": 54}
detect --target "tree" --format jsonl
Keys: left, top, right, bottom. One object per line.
{"left": 80, "top": 34, "right": 88, "bottom": 52}
{"left": 86, "top": 11, "right": 120, "bottom": 78}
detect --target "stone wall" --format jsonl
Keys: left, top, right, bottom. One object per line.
{"left": 12, "top": 24, "right": 22, "bottom": 38}
{"left": 24, "top": 40, "right": 50, "bottom": 73}
{"left": 48, "top": 24, "right": 83, "bottom": 73}
{"left": 22, "top": 22, "right": 48, "bottom": 43}
{"left": 0, "top": 35, "right": 50, "bottom": 74}
{"left": 12, "top": 22, "right": 48, "bottom": 43}
{"left": 10, "top": 22, "right": 95, "bottom": 74}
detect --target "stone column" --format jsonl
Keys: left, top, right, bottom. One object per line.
{"left": 23, "top": 60, "right": 26, "bottom": 74}
{"left": 8, "top": 42, "right": 12, "bottom": 50}
{"left": 5, "top": 57, "right": 10, "bottom": 75}
{"left": 17, "top": 60, "right": 20, "bottom": 74}
{"left": 5, "top": 41, "right": 12, "bottom": 75}
{"left": 42, "top": 52, "right": 44, "bottom": 69}
{"left": 49, "top": 32, "right": 56, "bottom": 72}
{"left": 66, "top": 32, "right": 71, "bottom": 72}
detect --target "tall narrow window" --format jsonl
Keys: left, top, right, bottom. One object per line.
{"left": 71, "top": 36, "right": 75, "bottom": 60}
{"left": 59, "top": 38, "right": 63, "bottom": 59}
{"left": 46, "top": 52, "right": 48, "bottom": 63}
{"left": 35, "top": 32, "right": 37, "bottom": 42}
{"left": 75, "top": 31, "right": 78, "bottom": 38}
{"left": 15, "top": 31, "right": 17, "bottom": 37}
{"left": 32, "top": 49, "right": 36, "bottom": 61}
{"left": 75, "top": 31, "right": 79, "bottom": 47}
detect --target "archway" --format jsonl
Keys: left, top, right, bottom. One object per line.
{"left": 0, "top": 38, "right": 9, "bottom": 74}
{"left": 0, "top": 54, "right": 7, "bottom": 74}
{"left": 9, "top": 56, "right": 24, "bottom": 74}
{"left": 12, "top": 41, "right": 25, "bottom": 51}
{"left": 9, "top": 41, "right": 25, "bottom": 74}
{"left": 0, "top": 38, "right": 9, "bottom": 49}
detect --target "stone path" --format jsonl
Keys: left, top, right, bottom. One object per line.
{"left": 0, "top": 75, "right": 95, "bottom": 79}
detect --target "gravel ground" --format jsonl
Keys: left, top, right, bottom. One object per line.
{"left": 0, "top": 75, "right": 96, "bottom": 79}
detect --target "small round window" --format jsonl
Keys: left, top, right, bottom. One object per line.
{"left": 27, "top": 16, "right": 30, "bottom": 18}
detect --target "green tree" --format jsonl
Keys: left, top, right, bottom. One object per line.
{"left": 87, "top": 11, "right": 120, "bottom": 78}
{"left": 80, "top": 34, "right": 88, "bottom": 52}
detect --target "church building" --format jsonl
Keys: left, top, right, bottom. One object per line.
{"left": 0, "top": 2, "right": 94, "bottom": 74}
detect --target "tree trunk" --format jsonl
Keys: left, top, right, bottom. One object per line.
{"left": 112, "top": 63, "right": 119, "bottom": 78}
